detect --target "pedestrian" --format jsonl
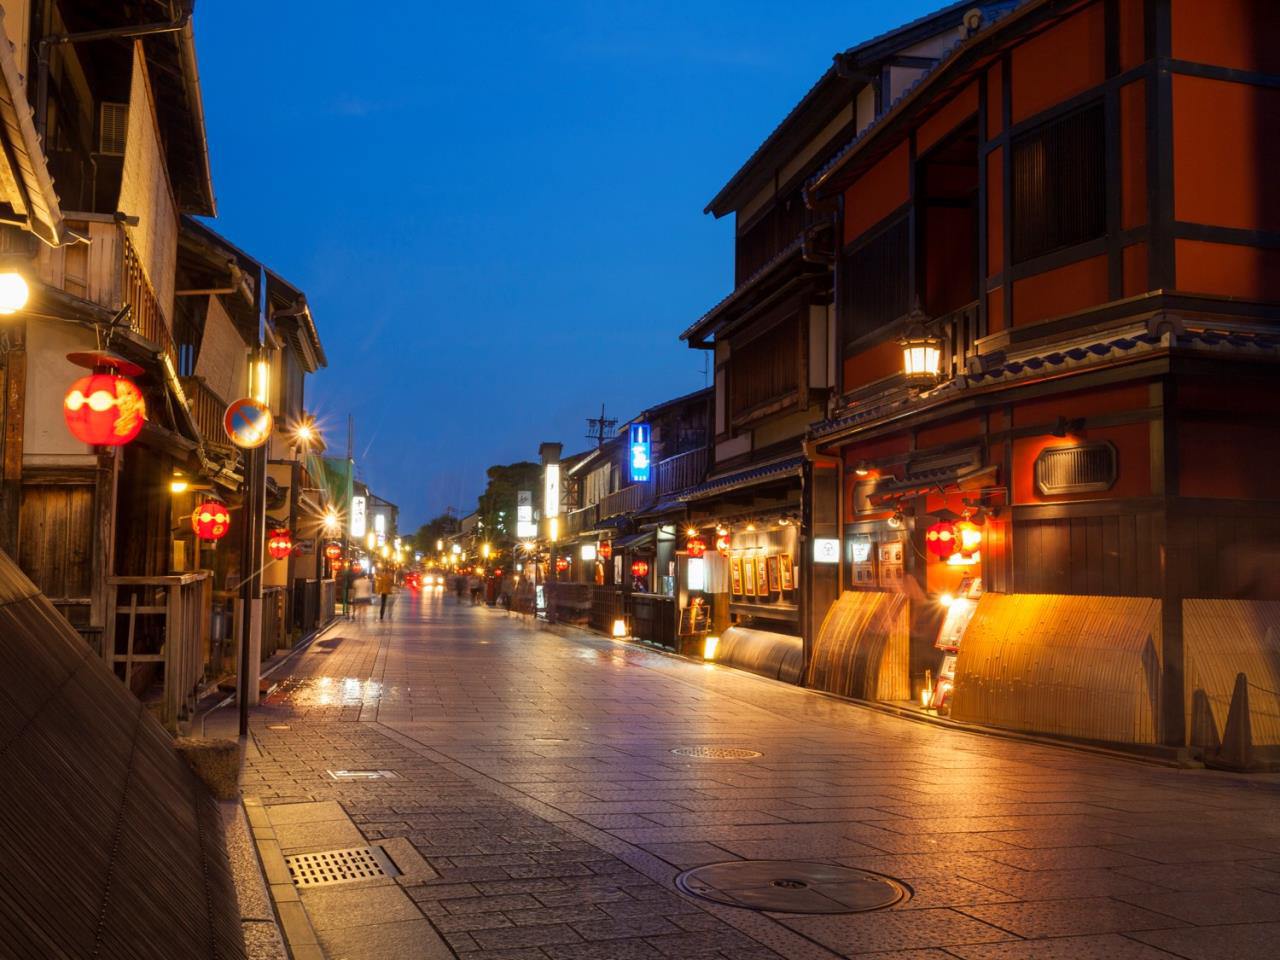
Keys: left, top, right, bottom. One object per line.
{"left": 375, "top": 568, "right": 393, "bottom": 620}
{"left": 469, "top": 573, "right": 482, "bottom": 605}
{"left": 455, "top": 575, "right": 466, "bottom": 602}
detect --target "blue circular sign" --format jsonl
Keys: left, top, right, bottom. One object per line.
{"left": 223, "top": 398, "right": 273, "bottom": 449}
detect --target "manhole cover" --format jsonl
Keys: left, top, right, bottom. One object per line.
{"left": 676, "top": 860, "right": 909, "bottom": 914}
{"left": 326, "top": 769, "right": 400, "bottom": 781}
{"left": 286, "top": 846, "right": 398, "bottom": 888}
{"left": 670, "top": 746, "right": 762, "bottom": 760}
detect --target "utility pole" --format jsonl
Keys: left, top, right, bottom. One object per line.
{"left": 585, "top": 403, "right": 616, "bottom": 447}
{"left": 343, "top": 415, "right": 353, "bottom": 619}
{"left": 238, "top": 269, "right": 269, "bottom": 738}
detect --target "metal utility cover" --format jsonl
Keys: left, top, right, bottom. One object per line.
{"left": 670, "top": 746, "right": 762, "bottom": 759}
{"left": 676, "top": 860, "right": 909, "bottom": 914}
{"left": 326, "top": 769, "right": 400, "bottom": 780}
{"left": 286, "top": 846, "right": 398, "bottom": 888}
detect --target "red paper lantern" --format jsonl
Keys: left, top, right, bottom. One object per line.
{"left": 555, "top": 556, "right": 570, "bottom": 573}
{"left": 686, "top": 536, "right": 706, "bottom": 558}
{"left": 925, "top": 520, "right": 957, "bottom": 559}
{"left": 192, "top": 500, "right": 231, "bottom": 542}
{"left": 267, "top": 528, "right": 293, "bottom": 560}
{"left": 324, "top": 542, "right": 342, "bottom": 561}
{"left": 631, "top": 559, "right": 649, "bottom": 578}
{"left": 715, "top": 533, "right": 730, "bottom": 557}
{"left": 63, "top": 370, "right": 146, "bottom": 446}
{"left": 954, "top": 519, "right": 982, "bottom": 556}
{"left": 598, "top": 539, "right": 612, "bottom": 561}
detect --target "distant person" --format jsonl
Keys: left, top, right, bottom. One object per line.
{"left": 455, "top": 576, "right": 466, "bottom": 602}
{"left": 469, "top": 574, "right": 482, "bottom": 605}
{"left": 374, "top": 569, "right": 393, "bottom": 620}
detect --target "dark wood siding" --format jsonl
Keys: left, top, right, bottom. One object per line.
{"left": 840, "top": 216, "right": 910, "bottom": 347}
{"left": 18, "top": 483, "right": 94, "bottom": 624}
{"left": 1012, "top": 510, "right": 1161, "bottom": 596}
{"left": 730, "top": 314, "right": 801, "bottom": 417}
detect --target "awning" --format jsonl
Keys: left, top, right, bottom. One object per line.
{"left": 612, "top": 530, "right": 655, "bottom": 551}
{"left": 682, "top": 456, "right": 805, "bottom": 501}
{"left": 869, "top": 463, "right": 999, "bottom": 505}
{"left": 0, "top": 12, "right": 65, "bottom": 245}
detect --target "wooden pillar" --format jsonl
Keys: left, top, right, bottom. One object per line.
{"left": 0, "top": 325, "right": 25, "bottom": 558}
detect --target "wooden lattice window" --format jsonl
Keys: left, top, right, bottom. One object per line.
{"left": 1034, "top": 442, "right": 1116, "bottom": 495}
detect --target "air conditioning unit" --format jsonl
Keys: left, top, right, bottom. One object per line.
{"left": 98, "top": 102, "right": 128, "bottom": 156}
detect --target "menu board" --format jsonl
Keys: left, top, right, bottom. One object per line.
{"left": 766, "top": 556, "right": 781, "bottom": 592}
{"left": 743, "top": 556, "right": 757, "bottom": 595}
{"left": 780, "top": 554, "right": 794, "bottom": 591}
{"left": 730, "top": 557, "right": 744, "bottom": 595}
{"left": 754, "top": 557, "right": 768, "bottom": 596}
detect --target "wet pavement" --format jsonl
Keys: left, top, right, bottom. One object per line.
{"left": 234, "top": 589, "right": 1280, "bottom": 959}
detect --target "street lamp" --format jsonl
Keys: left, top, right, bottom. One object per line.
{"left": 0, "top": 270, "right": 29, "bottom": 315}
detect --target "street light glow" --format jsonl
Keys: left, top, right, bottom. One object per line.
{"left": 0, "top": 271, "right": 29, "bottom": 314}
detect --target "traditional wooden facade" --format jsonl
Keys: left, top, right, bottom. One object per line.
{"left": 804, "top": 0, "right": 1280, "bottom": 753}
{"left": 682, "top": 3, "right": 1007, "bottom": 668}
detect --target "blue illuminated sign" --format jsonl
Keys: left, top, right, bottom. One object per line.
{"left": 629, "top": 423, "right": 651, "bottom": 482}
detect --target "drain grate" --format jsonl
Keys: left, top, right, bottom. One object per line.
{"left": 286, "top": 846, "right": 397, "bottom": 888}
{"left": 670, "top": 746, "right": 762, "bottom": 760}
{"left": 676, "top": 860, "right": 909, "bottom": 914}
{"left": 326, "top": 769, "right": 400, "bottom": 781}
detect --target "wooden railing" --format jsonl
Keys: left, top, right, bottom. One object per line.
{"left": 935, "top": 300, "right": 981, "bottom": 381}
{"left": 655, "top": 447, "right": 708, "bottom": 497}
{"left": 120, "top": 230, "right": 176, "bottom": 365}
{"left": 599, "top": 481, "right": 653, "bottom": 519}
{"left": 564, "top": 503, "right": 599, "bottom": 536}
{"left": 179, "top": 375, "right": 227, "bottom": 443}
{"left": 104, "top": 573, "right": 211, "bottom": 733}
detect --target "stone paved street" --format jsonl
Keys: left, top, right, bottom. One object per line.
{"left": 236, "top": 591, "right": 1280, "bottom": 959}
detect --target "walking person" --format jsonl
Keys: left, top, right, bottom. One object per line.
{"left": 469, "top": 573, "right": 482, "bottom": 606}
{"left": 375, "top": 568, "right": 394, "bottom": 620}
{"left": 454, "top": 575, "right": 466, "bottom": 603}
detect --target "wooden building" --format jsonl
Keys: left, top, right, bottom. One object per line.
{"left": 803, "top": 0, "right": 1280, "bottom": 752}
{"left": 683, "top": 3, "right": 1007, "bottom": 673}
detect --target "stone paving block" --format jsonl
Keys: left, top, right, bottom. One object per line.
{"left": 947, "top": 933, "right": 1184, "bottom": 958}
{"left": 298, "top": 884, "right": 422, "bottom": 930}
{"left": 1114, "top": 886, "right": 1280, "bottom": 925}
{"left": 957, "top": 897, "right": 1187, "bottom": 938}
{"left": 1131, "top": 921, "right": 1280, "bottom": 960}
{"left": 317, "top": 917, "right": 453, "bottom": 960}
{"left": 778, "top": 907, "right": 1013, "bottom": 954}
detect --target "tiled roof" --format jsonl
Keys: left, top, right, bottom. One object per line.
{"left": 681, "top": 456, "right": 806, "bottom": 501}
{"left": 681, "top": 235, "right": 807, "bottom": 343}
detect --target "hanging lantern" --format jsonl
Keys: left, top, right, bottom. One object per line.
{"left": 954, "top": 519, "right": 982, "bottom": 556}
{"left": 631, "top": 559, "right": 650, "bottom": 578}
{"left": 598, "top": 539, "right": 612, "bottom": 561}
{"left": 192, "top": 500, "right": 231, "bottom": 542}
{"left": 324, "top": 542, "right": 342, "bottom": 561}
{"left": 900, "top": 333, "right": 943, "bottom": 384}
{"left": 686, "top": 535, "right": 706, "bottom": 558}
{"left": 555, "top": 556, "right": 570, "bottom": 573}
{"left": 62, "top": 352, "right": 146, "bottom": 447}
{"left": 925, "top": 520, "right": 957, "bottom": 559}
{"left": 715, "top": 532, "right": 730, "bottom": 557}
{"left": 267, "top": 527, "right": 293, "bottom": 560}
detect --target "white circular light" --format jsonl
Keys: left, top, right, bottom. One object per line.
{"left": 0, "top": 272, "right": 29, "bottom": 315}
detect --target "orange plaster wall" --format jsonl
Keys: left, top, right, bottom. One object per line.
{"left": 987, "top": 285, "right": 1005, "bottom": 334}
{"left": 987, "top": 146, "right": 1004, "bottom": 277}
{"left": 1012, "top": 422, "right": 1151, "bottom": 504}
{"left": 1011, "top": 254, "right": 1109, "bottom": 327}
{"left": 1010, "top": 2, "right": 1106, "bottom": 123}
{"left": 917, "top": 82, "right": 978, "bottom": 156}
{"left": 1012, "top": 383, "right": 1150, "bottom": 427}
{"left": 842, "top": 338, "right": 902, "bottom": 392}
{"left": 1171, "top": 0, "right": 1280, "bottom": 74}
{"left": 916, "top": 417, "right": 984, "bottom": 450}
{"left": 986, "top": 63, "right": 1003, "bottom": 139}
{"left": 1173, "top": 74, "right": 1280, "bottom": 232}
{"left": 1120, "top": 80, "right": 1147, "bottom": 230}
{"left": 843, "top": 142, "right": 910, "bottom": 245}
{"left": 1123, "top": 242, "right": 1149, "bottom": 298}
{"left": 1118, "top": 0, "right": 1146, "bottom": 70}
{"left": 1179, "top": 420, "right": 1280, "bottom": 499}
{"left": 1175, "top": 239, "right": 1280, "bottom": 302}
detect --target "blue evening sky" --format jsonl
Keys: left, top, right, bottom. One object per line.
{"left": 194, "top": 1, "right": 939, "bottom": 528}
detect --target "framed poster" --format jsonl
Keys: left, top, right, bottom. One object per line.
{"left": 754, "top": 556, "right": 768, "bottom": 595}
{"left": 779, "top": 554, "right": 795, "bottom": 591}
{"left": 729, "top": 557, "right": 744, "bottom": 595}
{"left": 742, "top": 556, "right": 756, "bottom": 595}
{"left": 766, "top": 555, "right": 781, "bottom": 592}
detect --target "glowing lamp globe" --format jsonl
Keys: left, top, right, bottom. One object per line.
{"left": 0, "top": 271, "right": 29, "bottom": 314}
{"left": 686, "top": 536, "right": 706, "bottom": 558}
{"left": 954, "top": 519, "right": 982, "bottom": 556}
{"left": 267, "top": 528, "right": 293, "bottom": 560}
{"left": 555, "top": 556, "right": 570, "bottom": 573}
{"left": 192, "top": 500, "right": 231, "bottom": 542}
{"left": 925, "top": 520, "right": 957, "bottom": 559}
{"left": 715, "top": 533, "right": 730, "bottom": 557}
{"left": 63, "top": 359, "right": 146, "bottom": 447}
{"left": 324, "top": 542, "right": 342, "bottom": 561}
{"left": 598, "top": 539, "right": 612, "bottom": 561}
{"left": 631, "top": 559, "right": 649, "bottom": 578}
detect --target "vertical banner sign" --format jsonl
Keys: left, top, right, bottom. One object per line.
{"left": 544, "top": 465, "right": 560, "bottom": 518}
{"left": 350, "top": 495, "right": 367, "bottom": 538}
{"left": 516, "top": 490, "right": 536, "bottom": 538}
{"left": 629, "top": 423, "right": 651, "bottom": 483}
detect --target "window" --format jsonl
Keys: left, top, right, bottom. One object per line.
{"left": 1011, "top": 102, "right": 1106, "bottom": 263}
{"left": 730, "top": 314, "right": 801, "bottom": 416}
{"left": 839, "top": 216, "right": 910, "bottom": 347}
{"left": 1034, "top": 442, "right": 1116, "bottom": 495}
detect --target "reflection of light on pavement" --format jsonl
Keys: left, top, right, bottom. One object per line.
{"left": 342, "top": 678, "right": 362, "bottom": 702}
{"left": 363, "top": 680, "right": 382, "bottom": 699}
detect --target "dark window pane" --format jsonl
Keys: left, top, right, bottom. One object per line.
{"left": 840, "top": 216, "right": 910, "bottom": 347}
{"left": 1011, "top": 101, "right": 1106, "bottom": 263}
